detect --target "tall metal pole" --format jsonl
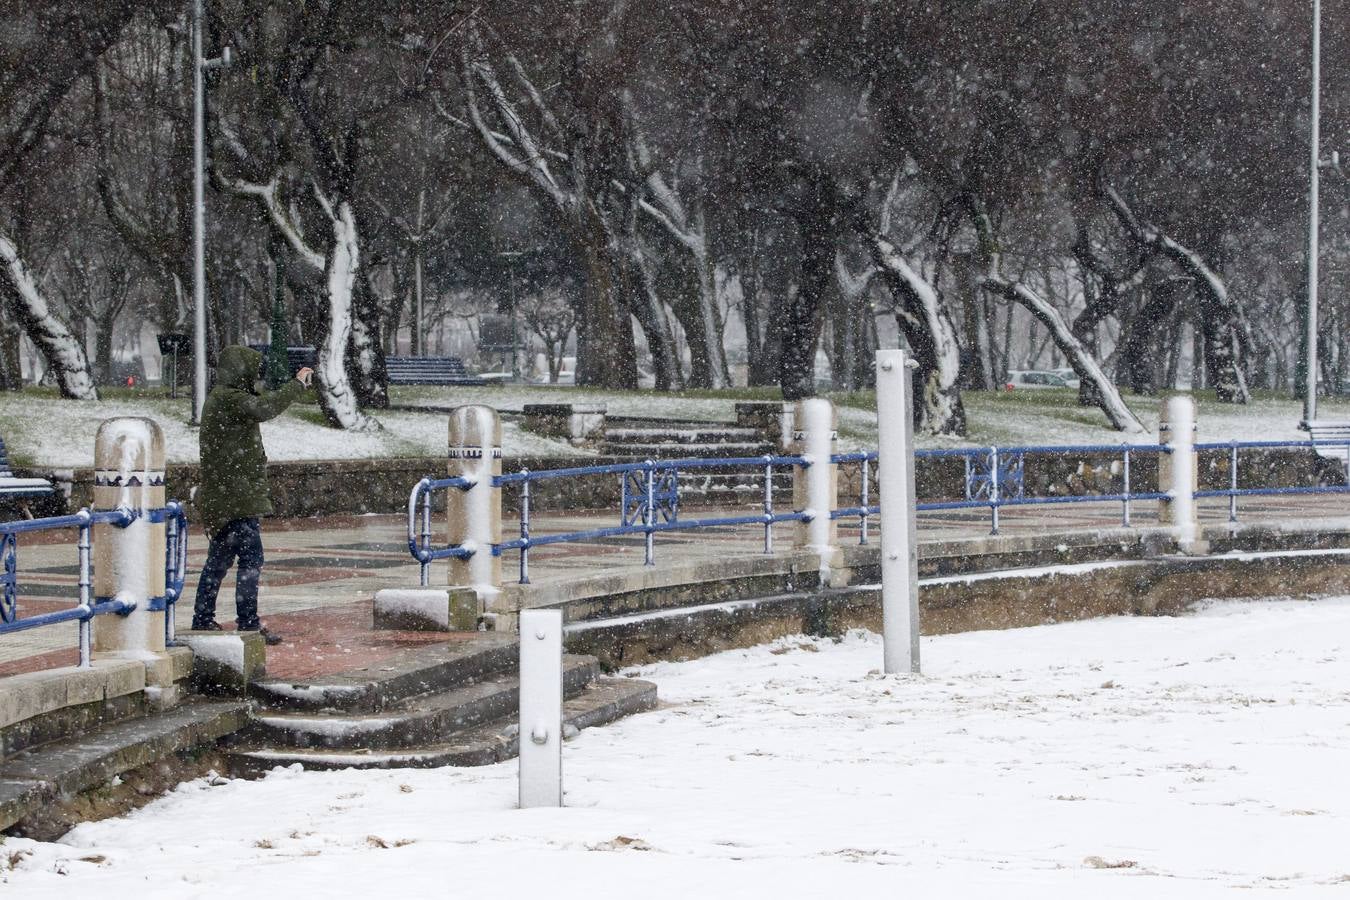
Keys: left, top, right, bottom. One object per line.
{"left": 191, "top": 0, "right": 208, "bottom": 425}
{"left": 1305, "top": 0, "right": 1321, "bottom": 426}
{"left": 414, "top": 189, "right": 425, "bottom": 357}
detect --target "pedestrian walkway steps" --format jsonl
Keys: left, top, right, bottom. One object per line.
{"left": 0, "top": 699, "right": 249, "bottom": 833}
{"left": 229, "top": 678, "right": 655, "bottom": 772}
{"left": 602, "top": 424, "right": 772, "bottom": 458}
{"left": 227, "top": 638, "right": 656, "bottom": 773}
{"left": 249, "top": 636, "right": 518, "bottom": 713}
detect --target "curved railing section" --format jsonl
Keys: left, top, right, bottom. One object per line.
{"left": 0, "top": 502, "right": 189, "bottom": 667}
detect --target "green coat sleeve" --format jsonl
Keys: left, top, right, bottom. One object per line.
{"left": 239, "top": 378, "right": 307, "bottom": 423}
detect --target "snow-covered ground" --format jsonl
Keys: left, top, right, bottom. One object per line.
{"left": 0, "top": 393, "right": 584, "bottom": 467}
{"left": 2, "top": 384, "right": 1347, "bottom": 465}
{"left": 4, "top": 597, "right": 1348, "bottom": 897}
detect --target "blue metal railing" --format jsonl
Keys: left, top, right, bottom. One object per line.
{"left": 1193, "top": 439, "right": 1350, "bottom": 524}
{"left": 409, "top": 455, "right": 806, "bottom": 585}
{"left": 832, "top": 444, "right": 1173, "bottom": 535}
{"left": 406, "top": 437, "right": 1350, "bottom": 584}
{"left": 0, "top": 502, "right": 189, "bottom": 667}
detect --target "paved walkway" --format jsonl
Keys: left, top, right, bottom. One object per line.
{"left": 2, "top": 494, "right": 1346, "bottom": 678}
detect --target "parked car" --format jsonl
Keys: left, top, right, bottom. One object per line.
{"left": 1050, "top": 367, "right": 1081, "bottom": 389}
{"left": 1005, "top": 369, "right": 1073, "bottom": 390}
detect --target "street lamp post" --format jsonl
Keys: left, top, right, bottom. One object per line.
{"left": 1304, "top": 0, "right": 1322, "bottom": 427}
{"left": 190, "top": 0, "right": 230, "bottom": 424}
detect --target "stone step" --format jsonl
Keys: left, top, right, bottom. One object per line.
{"left": 604, "top": 427, "right": 764, "bottom": 444}
{"left": 249, "top": 635, "right": 519, "bottom": 713}
{"left": 601, "top": 442, "right": 774, "bottom": 458}
{"left": 226, "top": 676, "right": 657, "bottom": 773}
{"left": 0, "top": 698, "right": 250, "bottom": 833}
{"left": 241, "top": 655, "right": 599, "bottom": 750}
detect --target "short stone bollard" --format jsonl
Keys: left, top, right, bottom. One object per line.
{"left": 1158, "top": 395, "right": 1203, "bottom": 552}
{"left": 448, "top": 405, "right": 503, "bottom": 621}
{"left": 790, "top": 398, "right": 840, "bottom": 564}
{"left": 92, "top": 417, "right": 168, "bottom": 659}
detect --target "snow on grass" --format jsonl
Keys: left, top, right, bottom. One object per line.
{"left": 4, "top": 385, "right": 1348, "bottom": 466}
{"left": 4, "top": 597, "right": 1349, "bottom": 897}
{"left": 0, "top": 393, "right": 585, "bottom": 467}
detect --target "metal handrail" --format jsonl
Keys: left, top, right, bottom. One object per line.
{"left": 1, "top": 503, "right": 189, "bottom": 667}
{"left": 405, "top": 438, "right": 1350, "bottom": 584}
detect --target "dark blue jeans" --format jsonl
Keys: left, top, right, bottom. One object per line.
{"left": 192, "top": 518, "right": 265, "bottom": 630}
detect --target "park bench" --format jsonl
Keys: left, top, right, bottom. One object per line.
{"left": 0, "top": 434, "right": 53, "bottom": 514}
{"left": 385, "top": 356, "right": 485, "bottom": 386}
{"left": 247, "top": 347, "right": 484, "bottom": 386}
{"left": 1305, "top": 420, "right": 1350, "bottom": 469}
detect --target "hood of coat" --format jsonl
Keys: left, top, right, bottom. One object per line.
{"left": 214, "top": 345, "right": 263, "bottom": 391}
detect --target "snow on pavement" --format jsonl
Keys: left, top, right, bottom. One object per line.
{"left": 4, "top": 597, "right": 1349, "bottom": 897}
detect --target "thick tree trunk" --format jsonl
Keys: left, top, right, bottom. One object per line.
{"left": 1104, "top": 185, "right": 1249, "bottom": 403}
{"left": 315, "top": 201, "right": 379, "bottom": 431}
{"left": 779, "top": 230, "right": 831, "bottom": 401}
{"left": 0, "top": 232, "right": 98, "bottom": 400}
{"left": 571, "top": 208, "right": 638, "bottom": 389}
{"left": 626, "top": 250, "right": 679, "bottom": 391}
{"left": 870, "top": 235, "right": 965, "bottom": 435}
{"left": 349, "top": 273, "right": 389, "bottom": 409}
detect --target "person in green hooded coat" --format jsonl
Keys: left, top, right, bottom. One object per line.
{"left": 191, "top": 345, "right": 312, "bottom": 643}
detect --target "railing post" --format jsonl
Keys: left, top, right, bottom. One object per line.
{"left": 791, "top": 398, "right": 839, "bottom": 570}
{"left": 859, "top": 457, "right": 870, "bottom": 545}
{"left": 1121, "top": 448, "right": 1132, "bottom": 528}
{"left": 762, "top": 455, "right": 774, "bottom": 554}
{"left": 447, "top": 405, "right": 503, "bottom": 614}
{"left": 989, "top": 446, "right": 1001, "bottom": 536}
{"left": 876, "top": 350, "right": 920, "bottom": 675}
{"left": 1158, "top": 396, "right": 1201, "bottom": 551}
{"left": 92, "top": 417, "right": 168, "bottom": 658}
{"left": 643, "top": 459, "right": 656, "bottom": 567}
{"left": 1229, "top": 441, "right": 1239, "bottom": 524}
{"left": 519, "top": 469, "right": 531, "bottom": 584}
{"left": 518, "top": 608, "right": 563, "bottom": 809}
{"left": 76, "top": 512, "right": 92, "bottom": 667}
{"left": 420, "top": 486, "right": 432, "bottom": 586}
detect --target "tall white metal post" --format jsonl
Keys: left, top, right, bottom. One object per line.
{"left": 1305, "top": 0, "right": 1322, "bottom": 427}
{"left": 191, "top": 0, "right": 207, "bottom": 425}
{"left": 518, "top": 608, "right": 563, "bottom": 808}
{"left": 876, "top": 349, "right": 920, "bottom": 674}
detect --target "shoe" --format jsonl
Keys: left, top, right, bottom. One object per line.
{"left": 191, "top": 620, "right": 223, "bottom": 631}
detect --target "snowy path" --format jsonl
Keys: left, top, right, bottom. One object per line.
{"left": 5, "top": 598, "right": 1350, "bottom": 897}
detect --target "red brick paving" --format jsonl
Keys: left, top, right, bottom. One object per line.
{"left": 257, "top": 600, "right": 477, "bottom": 680}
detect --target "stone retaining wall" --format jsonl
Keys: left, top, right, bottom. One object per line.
{"left": 21, "top": 445, "right": 1341, "bottom": 526}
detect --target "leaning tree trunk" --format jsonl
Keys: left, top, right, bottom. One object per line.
{"left": 626, "top": 249, "right": 680, "bottom": 391}
{"left": 0, "top": 231, "right": 98, "bottom": 400}
{"left": 869, "top": 235, "right": 966, "bottom": 435}
{"left": 984, "top": 274, "right": 1144, "bottom": 433}
{"left": 316, "top": 201, "right": 379, "bottom": 431}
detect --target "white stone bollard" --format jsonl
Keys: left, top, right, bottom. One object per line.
{"left": 876, "top": 350, "right": 921, "bottom": 675}
{"left": 791, "top": 398, "right": 839, "bottom": 562}
{"left": 1158, "top": 395, "right": 1200, "bottom": 550}
{"left": 92, "top": 417, "right": 167, "bottom": 658}
{"left": 518, "top": 608, "right": 563, "bottom": 809}
{"left": 448, "top": 405, "right": 502, "bottom": 617}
